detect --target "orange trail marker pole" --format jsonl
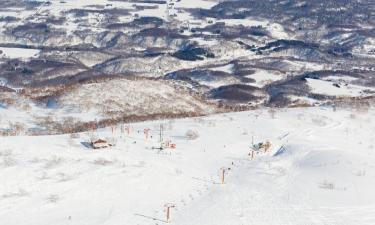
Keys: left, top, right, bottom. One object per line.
{"left": 220, "top": 167, "right": 227, "bottom": 184}
{"left": 164, "top": 203, "right": 175, "bottom": 223}
{"left": 167, "top": 207, "right": 170, "bottom": 222}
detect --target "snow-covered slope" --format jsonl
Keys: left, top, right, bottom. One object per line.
{"left": 1, "top": 107, "right": 374, "bottom": 225}
{"left": 1, "top": 0, "right": 374, "bottom": 116}
{"left": 306, "top": 78, "right": 375, "bottom": 97}
{"left": 0, "top": 47, "right": 40, "bottom": 59}
{"left": 0, "top": 77, "right": 220, "bottom": 134}
{"left": 58, "top": 78, "right": 217, "bottom": 117}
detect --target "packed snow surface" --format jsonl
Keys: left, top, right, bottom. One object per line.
{"left": 306, "top": 78, "right": 375, "bottom": 97}
{"left": 246, "top": 69, "right": 284, "bottom": 87}
{"left": 1, "top": 107, "right": 375, "bottom": 225}
{"left": 0, "top": 47, "right": 40, "bottom": 59}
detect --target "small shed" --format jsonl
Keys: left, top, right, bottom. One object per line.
{"left": 91, "top": 139, "right": 110, "bottom": 149}
{"left": 252, "top": 141, "right": 272, "bottom": 152}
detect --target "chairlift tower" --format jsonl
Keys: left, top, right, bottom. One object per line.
{"left": 152, "top": 124, "right": 165, "bottom": 151}
{"left": 159, "top": 124, "right": 164, "bottom": 149}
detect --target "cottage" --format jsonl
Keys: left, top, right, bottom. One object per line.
{"left": 252, "top": 141, "right": 272, "bottom": 152}
{"left": 91, "top": 139, "right": 110, "bottom": 149}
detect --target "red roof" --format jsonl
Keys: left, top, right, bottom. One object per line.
{"left": 92, "top": 139, "right": 107, "bottom": 144}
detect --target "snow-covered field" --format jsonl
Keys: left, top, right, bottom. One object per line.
{"left": 1, "top": 106, "right": 374, "bottom": 225}
{"left": 0, "top": 0, "right": 375, "bottom": 223}
{"left": 246, "top": 69, "right": 285, "bottom": 88}
{"left": 0, "top": 78, "right": 219, "bottom": 133}
{"left": 0, "top": 47, "right": 40, "bottom": 59}
{"left": 306, "top": 78, "right": 375, "bottom": 97}
{"left": 58, "top": 78, "right": 217, "bottom": 117}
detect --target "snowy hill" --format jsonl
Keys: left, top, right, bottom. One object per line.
{"left": 1, "top": 106, "right": 374, "bottom": 225}
{"left": 1, "top": 0, "right": 375, "bottom": 133}
{"left": 0, "top": 1, "right": 375, "bottom": 224}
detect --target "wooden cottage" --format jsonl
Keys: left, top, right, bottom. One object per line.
{"left": 91, "top": 139, "right": 110, "bottom": 149}
{"left": 252, "top": 141, "right": 272, "bottom": 152}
